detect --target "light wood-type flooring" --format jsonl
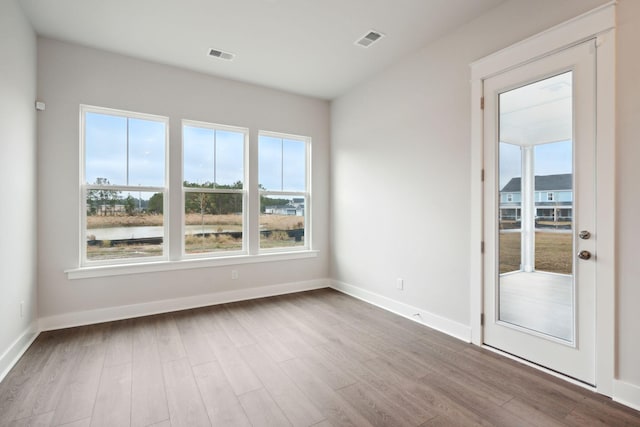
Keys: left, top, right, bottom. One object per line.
{"left": 499, "top": 271, "right": 573, "bottom": 341}
{"left": 1, "top": 288, "right": 639, "bottom": 426}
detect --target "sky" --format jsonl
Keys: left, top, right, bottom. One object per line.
{"left": 85, "top": 112, "right": 307, "bottom": 194}
{"left": 499, "top": 140, "right": 573, "bottom": 190}
{"left": 258, "top": 135, "right": 306, "bottom": 192}
{"left": 183, "top": 125, "right": 244, "bottom": 187}
{"left": 85, "top": 112, "right": 165, "bottom": 187}
{"left": 498, "top": 71, "right": 573, "bottom": 191}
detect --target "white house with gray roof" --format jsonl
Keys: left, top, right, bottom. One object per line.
{"left": 499, "top": 173, "right": 572, "bottom": 224}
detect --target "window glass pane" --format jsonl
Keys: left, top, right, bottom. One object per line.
{"left": 499, "top": 142, "right": 522, "bottom": 274}
{"left": 259, "top": 135, "right": 283, "bottom": 191}
{"left": 282, "top": 139, "right": 306, "bottom": 192}
{"left": 260, "top": 195, "right": 305, "bottom": 249}
{"left": 497, "top": 72, "right": 574, "bottom": 342}
{"left": 183, "top": 126, "right": 244, "bottom": 188}
{"left": 183, "top": 126, "right": 215, "bottom": 186}
{"left": 184, "top": 192, "right": 243, "bottom": 254}
{"left": 85, "top": 112, "right": 127, "bottom": 185}
{"left": 216, "top": 130, "right": 244, "bottom": 188}
{"left": 534, "top": 140, "right": 573, "bottom": 274}
{"left": 86, "top": 191, "right": 164, "bottom": 260}
{"left": 128, "top": 118, "right": 166, "bottom": 187}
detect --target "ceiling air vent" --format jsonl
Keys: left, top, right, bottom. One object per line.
{"left": 208, "top": 48, "right": 235, "bottom": 61}
{"left": 355, "top": 30, "right": 385, "bottom": 48}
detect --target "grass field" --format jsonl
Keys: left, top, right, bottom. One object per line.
{"left": 88, "top": 213, "right": 303, "bottom": 230}
{"left": 86, "top": 243, "right": 163, "bottom": 260}
{"left": 499, "top": 231, "right": 573, "bottom": 274}
{"left": 184, "top": 233, "right": 243, "bottom": 254}
{"left": 87, "top": 213, "right": 305, "bottom": 259}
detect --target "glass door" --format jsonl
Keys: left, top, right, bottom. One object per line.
{"left": 498, "top": 71, "right": 575, "bottom": 342}
{"left": 483, "top": 40, "right": 597, "bottom": 385}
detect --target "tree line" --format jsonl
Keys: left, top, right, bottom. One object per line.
{"left": 87, "top": 178, "right": 291, "bottom": 216}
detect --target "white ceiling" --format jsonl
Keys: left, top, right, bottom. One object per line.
{"left": 19, "top": 0, "right": 505, "bottom": 100}
{"left": 500, "top": 72, "right": 573, "bottom": 147}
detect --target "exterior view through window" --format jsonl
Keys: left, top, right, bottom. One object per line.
{"left": 183, "top": 122, "right": 246, "bottom": 255}
{"left": 82, "top": 106, "right": 167, "bottom": 263}
{"left": 81, "top": 106, "right": 312, "bottom": 267}
{"left": 497, "top": 71, "right": 574, "bottom": 341}
{"left": 259, "top": 133, "right": 309, "bottom": 249}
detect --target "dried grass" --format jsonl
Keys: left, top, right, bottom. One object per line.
{"left": 86, "top": 213, "right": 305, "bottom": 259}
{"left": 87, "top": 214, "right": 163, "bottom": 228}
{"left": 87, "top": 213, "right": 304, "bottom": 230}
{"left": 499, "top": 231, "right": 573, "bottom": 275}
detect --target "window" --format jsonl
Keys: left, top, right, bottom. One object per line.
{"left": 547, "top": 192, "right": 554, "bottom": 201}
{"left": 82, "top": 105, "right": 168, "bottom": 264}
{"left": 182, "top": 121, "right": 247, "bottom": 256}
{"left": 259, "top": 132, "right": 310, "bottom": 250}
{"left": 506, "top": 193, "right": 513, "bottom": 202}
{"left": 77, "top": 107, "right": 315, "bottom": 274}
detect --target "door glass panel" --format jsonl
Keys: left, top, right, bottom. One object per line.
{"left": 497, "top": 72, "right": 574, "bottom": 342}
{"left": 499, "top": 142, "right": 522, "bottom": 274}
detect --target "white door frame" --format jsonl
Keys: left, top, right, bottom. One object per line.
{"left": 469, "top": 2, "right": 616, "bottom": 396}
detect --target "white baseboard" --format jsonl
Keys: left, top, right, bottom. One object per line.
{"left": 7, "top": 277, "right": 640, "bottom": 415}
{"left": 39, "top": 278, "right": 330, "bottom": 331}
{"left": 330, "top": 279, "right": 471, "bottom": 342}
{"left": 0, "top": 322, "right": 39, "bottom": 383}
{"left": 613, "top": 379, "right": 640, "bottom": 412}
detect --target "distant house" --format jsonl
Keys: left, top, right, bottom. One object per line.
{"left": 264, "top": 198, "right": 305, "bottom": 216}
{"left": 500, "top": 173, "right": 572, "bottom": 222}
{"left": 97, "top": 204, "right": 126, "bottom": 215}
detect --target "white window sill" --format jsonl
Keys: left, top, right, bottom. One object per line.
{"left": 66, "top": 250, "right": 319, "bottom": 280}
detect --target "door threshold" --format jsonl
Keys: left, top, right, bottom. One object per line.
{"left": 482, "top": 344, "right": 596, "bottom": 391}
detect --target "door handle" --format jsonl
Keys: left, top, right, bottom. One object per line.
{"left": 577, "top": 250, "right": 592, "bottom": 260}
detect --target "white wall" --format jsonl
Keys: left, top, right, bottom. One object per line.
{"left": 332, "top": 0, "right": 640, "bottom": 405}
{"left": 0, "top": 0, "right": 38, "bottom": 377}
{"left": 37, "top": 38, "right": 330, "bottom": 323}
{"left": 10, "top": 0, "right": 640, "bottom": 407}
{"left": 616, "top": 0, "right": 640, "bottom": 390}
{"left": 330, "top": 0, "right": 607, "bottom": 329}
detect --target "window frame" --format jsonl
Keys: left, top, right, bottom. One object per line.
{"left": 181, "top": 119, "right": 249, "bottom": 258}
{"left": 71, "top": 109, "right": 318, "bottom": 278}
{"left": 258, "top": 130, "right": 311, "bottom": 253}
{"left": 79, "top": 104, "right": 170, "bottom": 267}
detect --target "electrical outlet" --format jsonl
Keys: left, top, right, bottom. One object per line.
{"left": 396, "top": 278, "right": 404, "bottom": 290}
{"left": 231, "top": 270, "right": 238, "bottom": 280}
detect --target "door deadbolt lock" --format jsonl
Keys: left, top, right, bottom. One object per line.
{"left": 577, "top": 250, "right": 592, "bottom": 260}
{"left": 579, "top": 230, "right": 591, "bottom": 240}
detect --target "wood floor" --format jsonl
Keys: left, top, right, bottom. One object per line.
{"left": 1, "top": 289, "right": 639, "bottom": 427}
